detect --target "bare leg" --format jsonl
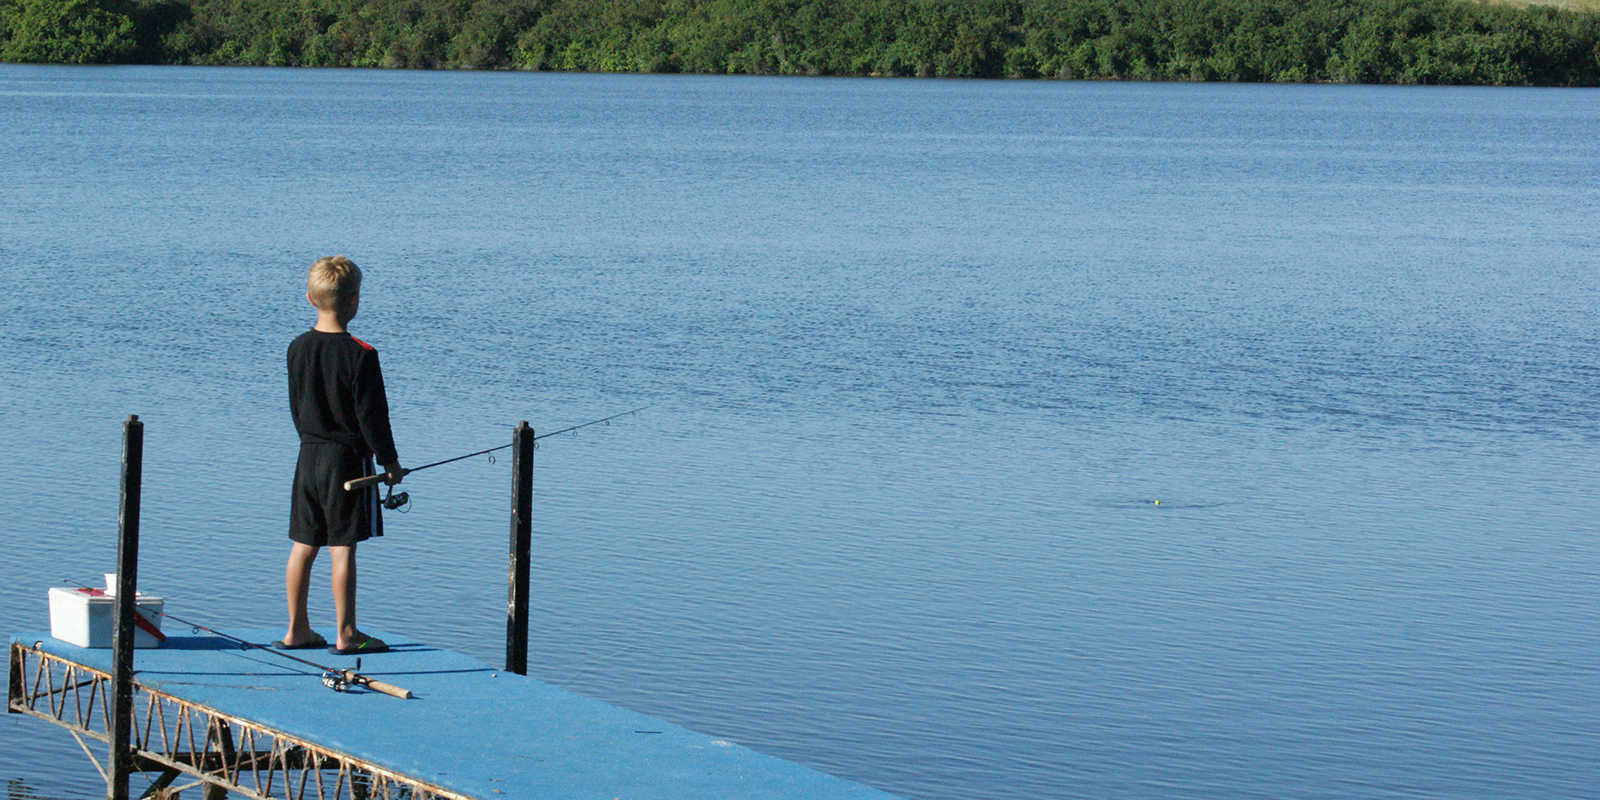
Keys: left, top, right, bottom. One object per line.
{"left": 283, "top": 542, "right": 320, "bottom": 647}
{"left": 329, "top": 544, "right": 360, "bottom": 650}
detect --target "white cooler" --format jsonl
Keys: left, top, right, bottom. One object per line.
{"left": 48, "top": 587, "right": 165, "bottom": 648}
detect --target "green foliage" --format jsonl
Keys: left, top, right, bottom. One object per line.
{"left": 2, "top": 0, "right": 138, "bottom": 62}
{"left": 5, "top": 0, "right": 1598, "bottom": 85}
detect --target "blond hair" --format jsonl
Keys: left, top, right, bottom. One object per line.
{"left": 307, "top": 255, "right": 362, "bottom": 311}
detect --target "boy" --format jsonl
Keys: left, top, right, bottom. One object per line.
{"left": 282, "top": 255, "right": 404, "bottom": 655}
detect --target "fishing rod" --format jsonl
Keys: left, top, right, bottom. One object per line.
{"left": 60, "top": 578, "right": 414, "bottom": 699}
{"left": 343, "top": 406, "right": 648, "bottom": 492}
{"left": 159, "top": 611, "right": 413, "bottom": 699}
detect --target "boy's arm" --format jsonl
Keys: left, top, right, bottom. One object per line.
{"left": 287, "top": 346, "right": 301, "bottom": 425}
{"left": 354, "top": 347, "right": 402, "bottom": 475}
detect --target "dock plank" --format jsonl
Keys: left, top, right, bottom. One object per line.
{"left": 10, "top": 630, "right": 902, "bottom": 800}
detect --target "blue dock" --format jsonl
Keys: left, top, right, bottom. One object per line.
{"left": 9, "top": 629, "right": 903, "bottom": 800}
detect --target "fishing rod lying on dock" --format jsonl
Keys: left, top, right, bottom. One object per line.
{"left": 58, "top": 579, "right": 413, "bottom": 698}
{"left": 343, "top": 407, "right": 648, "bottom": 492}
{"left": 160, "top": 612, "right": 414, "bottom": 699}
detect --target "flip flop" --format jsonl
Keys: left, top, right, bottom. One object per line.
{"left": 329, "top": 635, "right": 388, "bottom": 656}
{"left": 273, "top": 632, "right": 328, "bottom": 650}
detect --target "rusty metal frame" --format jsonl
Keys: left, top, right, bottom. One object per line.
{"left": 9, "top": 642, "right": 474, "bottom": 800}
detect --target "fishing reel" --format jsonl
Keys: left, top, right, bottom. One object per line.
{"left": 322, "top": 658, "right": 365, "bottom": 693}
{"left": 382, "top": 485, "right": 410, "bottom": 511}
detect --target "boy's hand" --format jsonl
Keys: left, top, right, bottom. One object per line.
{"left": 383, "top": 464, "right": 407, "bottom": 485}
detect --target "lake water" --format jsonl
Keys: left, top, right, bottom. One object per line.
{"left": 1, "top": 65, "right": 1596, "bottom": 800}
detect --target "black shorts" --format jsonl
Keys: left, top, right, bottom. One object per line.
{"left": 289, "top": 443, "right": 383, "bottom": 547}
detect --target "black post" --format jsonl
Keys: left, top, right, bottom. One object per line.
{"left": 109, "top": 414, "right": 143, "bottom": 800}
{"left": 506, "top": 421, "right": 534, "bottom": 675}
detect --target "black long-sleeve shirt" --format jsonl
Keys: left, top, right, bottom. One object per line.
{"left": 287, "top": 330, "right": 400, "bottom": 467}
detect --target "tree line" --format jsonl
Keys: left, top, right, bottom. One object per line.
{"left": 3, "top": 0, "right": 1598, "bottom": 85}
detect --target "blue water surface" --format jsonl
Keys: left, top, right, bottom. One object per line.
{"left": 1, "top": 66, "right": 1596, "bottom": 800}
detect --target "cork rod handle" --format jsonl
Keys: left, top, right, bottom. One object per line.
{"left": 343, "top": 469, "right": 408, "bottom": 492}
{"left": 347, "top": 671, "right": 413, "bottom": 699}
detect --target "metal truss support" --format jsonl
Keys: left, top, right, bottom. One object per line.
{"left": 9, "top": 643, "right": 474, "bottom": 800}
